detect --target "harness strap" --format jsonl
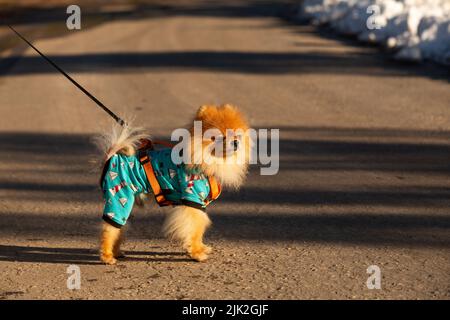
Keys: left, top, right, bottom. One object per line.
{"left": 207, "top": 176, "right": 221, "bottom": 203}
{"left": 138, "top": 138, "right": 221, "bottom": 207}
{"left": 139, "top": 154, "right": 171, "bottom": 206}
{"left": 152, "top": 140, "right": 177, "bottom": 149}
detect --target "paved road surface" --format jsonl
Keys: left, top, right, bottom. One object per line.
{"left": 0, "top": 1, "right": 449, "bottom": 299}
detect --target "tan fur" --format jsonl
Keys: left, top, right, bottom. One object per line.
{"left": 189, "top": 132, "right": 251, "bottom": 189}
{"left": 163, "top": 206, "right": 212, "bottom": 261}
{"left": 100, "top": 221, "right": 122, "bottom": 265}
{"left": 186, "top": 104, "right": 251, "bottom": 189}
{"left": 93, "top": 122, "right": 150, "bottom": 162}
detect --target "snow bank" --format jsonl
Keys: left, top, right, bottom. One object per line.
{"left": 299, "top": 0, "right": 450, "bottom": 65}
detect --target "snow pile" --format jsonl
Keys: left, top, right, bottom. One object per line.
{"left": 299, "top": 0, "right": 450, "bottom": 65}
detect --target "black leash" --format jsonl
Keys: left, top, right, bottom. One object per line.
{"left": 7, "top": 24, "right": 126, "bottom": 127}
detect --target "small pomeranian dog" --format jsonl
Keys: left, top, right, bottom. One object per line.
{"left": 96, "top": 104, "right": 251, "bottom": 264}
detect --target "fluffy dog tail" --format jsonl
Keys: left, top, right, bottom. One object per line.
{"left": 94, "top": 123, "right": 150, "bottom": 162}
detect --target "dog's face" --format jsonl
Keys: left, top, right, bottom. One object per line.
{"left": 187, "top": 104, "right": 252, "bottom": 188}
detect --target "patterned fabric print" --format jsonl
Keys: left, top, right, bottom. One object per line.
{"left": 102, "top": 154, "right": 150, "bottom": 226}
{"left": 101, "top": 149, "right": 215, "bottom": 227}
{"left": 148, "top": 148, "right": 211, "bottom": 207}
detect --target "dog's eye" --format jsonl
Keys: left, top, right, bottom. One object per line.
{"left": 231, "top": 139, "right": 239, "bottom": 151}
{"left": 211, "top": 136, "right": 215, "bottom": 142}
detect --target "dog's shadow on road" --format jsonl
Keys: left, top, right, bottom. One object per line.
{"left": 0, "top": 245, "right": 192, "bottom": 265}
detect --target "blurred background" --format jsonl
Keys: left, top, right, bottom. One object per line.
{"left": 0, "top": 0, "right": 449, "bottom": 300}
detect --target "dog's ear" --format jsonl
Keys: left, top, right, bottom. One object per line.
{"left": 221, "top": 104, "right": 237, "bottom": 111}
{"left": 196, "top": 105, "right": 216, "bottom": 120}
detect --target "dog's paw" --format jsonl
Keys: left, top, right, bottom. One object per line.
{"left": 100, "top": 254, "right": 117, "bottom": 265}
{"left": 189, "top": 245, "right": 210, "bottom": 262}
{"left": 203, "top": 245, "right": 212, "bottom": 255}
{"left": 190, "top": 251, "right": 208, "bottom": 262}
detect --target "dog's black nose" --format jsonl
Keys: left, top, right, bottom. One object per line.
{"left": 232, "top": 139, "right": 239, "bottom": 151}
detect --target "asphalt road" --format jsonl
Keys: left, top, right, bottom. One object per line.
{"left": 0, "top": 1, "right": 449, "bottom": 299}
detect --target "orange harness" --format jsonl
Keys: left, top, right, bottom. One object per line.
{"left": 138, "top": 139, "right": 221, "bottom": 208}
